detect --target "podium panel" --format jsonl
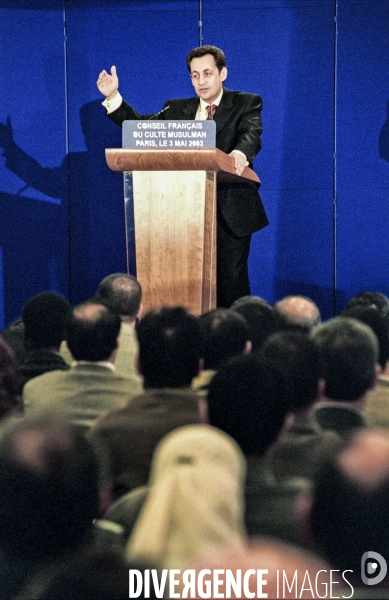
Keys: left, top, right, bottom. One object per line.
{"left": 106, "top": 147, "right": 260, "bottom": 317}
{"left": 132, "top": 170, "right": 216, "bottom": 315}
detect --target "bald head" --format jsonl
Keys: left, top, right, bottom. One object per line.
{"left": 66, "top": 299, "right": 121, "bottom": 362}
{"left": 339, "top": 429, "right": 389, "bottom": 489}
{"left": 274, "top": 296, "right": 321, "bottom": 334}
{"left": 98, "top": 273, "right": 142, "bottom": 323}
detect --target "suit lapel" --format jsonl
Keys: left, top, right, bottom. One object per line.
{"left": 181, "top": 98, "right": 199, "bottom": 119}
{"left": 213, "top": 87, "right": 233, "bottom": 133}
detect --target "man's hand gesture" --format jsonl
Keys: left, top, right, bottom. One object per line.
{"left": 97, "top": 65, "right": 119, "bottom": 100}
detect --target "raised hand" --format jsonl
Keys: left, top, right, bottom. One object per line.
{"left": 96, "top": 65, "right": 119, "bottom": 100}
{"left": 0, "top": 115, "right": 14, "bottom": 148}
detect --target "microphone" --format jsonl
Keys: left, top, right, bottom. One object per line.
{"left": 146, "top": 105, "right": 170, "bottom": 120}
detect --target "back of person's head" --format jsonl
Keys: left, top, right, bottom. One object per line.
{"left": 274, "top": 295, "right": 321, "bottom": 334}
{"left": 0, "top": 337, "right": 22, "bottom": 419}
{"left": 199, "top": 308, "right": 249, "bottom": 370}
{"left": 260, "top": 331, "right": 322, "bottom": 413}
{"left": 186, "top": 45, "right": 226, "bottom": 72}
{"left": 310, "top": 429, "right": 389, "bottom": 580}
{"left": 24, "top": 548, "right": 156, "bottom": 600}
{"left": 136, "top": 306, "right": 201, "bottom": 388}
{"left": 311, "top": 316, "right": 378, "bottom": 402}
{"left": 341, "top": 305, "right": 389, "bottom": 370}
{"left": 207, "top": 354, "right": 289, "bottom": 457}
{"left": 65, "top": 298, "right": 121, "bottom": 362}
{"left": 0, "top": 414, "right": 100, "bottom": 561}
{"left": 22, "top": 291, "right": 72, "bottom": 351}
{"left": 345, "top": 291, "right": 389, "bottom": 325}
{"left": 231, "top": 295, "right": 271, "bottom": 309}
{"left": 97, "top": 273, "right": 142, "bottom": 323}
{"left": 230, "top": 297, "right": 277, "bottom": 352}
{"left": 126, "top": 424, "right": 246, "bottom": 571}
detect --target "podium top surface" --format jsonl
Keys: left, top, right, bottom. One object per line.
{"left": 105, "top": 147, "right": 260, "bottom": 184}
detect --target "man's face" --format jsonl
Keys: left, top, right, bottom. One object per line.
{"left": 190, "top": 54, "right": 227, "bottom": 104}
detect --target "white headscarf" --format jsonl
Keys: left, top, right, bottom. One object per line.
{"left": 126, "top": 424, "right": 246, "bottom": 571}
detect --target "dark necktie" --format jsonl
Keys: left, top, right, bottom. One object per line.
{"left": 206, "top": 104, "right": 217, "bottom": 120}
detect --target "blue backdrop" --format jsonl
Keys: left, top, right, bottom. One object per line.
{"left": 0, "top": 0, "right": 388, "bottom": 326}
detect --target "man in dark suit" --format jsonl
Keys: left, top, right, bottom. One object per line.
{"left": 97, "top": 45, "right": 268, "bottom": 307}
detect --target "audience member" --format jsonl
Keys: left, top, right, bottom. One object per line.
{"left": 90, "top": 307, "right": 204, "bottom": 498}
{"left": 0, "top": 414, "right": 101, "bottom": 599}
{"left": 61, "top": 273, "right": 143, "bottom": 382}
{"left": 207, "top": 354, "right": 310, "bottom": 547}
{"left": 344, "top": 290, "right": 389, "bottom": 326}
{"left": 309, "top": 428, "right": 389, "bottom": 594}
{"left": 0, "top": 317, "right": 25, "bottom": 363}
{"left": 312, "top": 316, "right": 379, "bottom": 439}
{"left": 20, "top": 291, "right": 72, "bottom": 385}
{"left": 97, "top": 273, "right": 142, "bottom": 379}
{"left": 341, "top": 305, "right": 389, "bottom": 430}
{"left": 23, "top": 298, "right": 142, "bottom": 431}
{"left": 0, "top": 336, "right": 22, "bottom": 419}
{"left": 262, "top": 331, "right": 341, "bottom": 481}
{"left": 231, "top": 294, "right": 271, "bottom": 308}
{"left": 18, "top": 548, "right": 156, "bottom": 600}
{"left": 125, "top": 424, "right": 246, "bottom": 571}
{"left": 192, "top": 308, "right": 251, "bottom": 391}
{"left": 230, "top": 295, "right": 277, "bottom": 351}
{"left": 274, "top": 295, "right": 321, "bottom": 334}
{"left": 341, "top": 305, "right": 389, "bottom": 371}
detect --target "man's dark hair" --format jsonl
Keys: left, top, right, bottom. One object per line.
{"left": 98, "top": 273, "right": 142, "bottom": 322}
{"left": 260, "top": 331, "right": 321, "bottom": 413}
{"left": 207, "top": 354, "right": 289, "bottom": 456}
{"left": 0, "top": 415, "right": 100, "bottom": 560}
{"left": 22, "top": 291, "right": 72, "bottom": 351}
{"left": 199, "top": 308, "right": 249, "bottom": 370}
{"left": 344, "top": 291, "right": 389, "bottom": 325}
{"left": 186, "top": 45, "right": 227, "bottom": 72}
{"left": 136, "top": 306, "right": 201, "bottom": 388}
{"left": 230, "top": 298, "right": 277, "bottom": 352}
{"left": 311, "top": 316, "right": 378, "bottom": 401}
{"left": 65, "top": 298, "right": 121, "bottom": 362}
{"left": 341, "top": 305, "right": 389, "bottom": 370}
{"left": 311, "top": 443, "right": 389, "bottom": 577}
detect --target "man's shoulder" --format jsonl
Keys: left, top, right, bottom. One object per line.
{"left": 92, "top": 387, "right": 200, "bottom": 428}
{"left": 23, "top": 368, "right": 67, "bottom": 390}
{"left": 222, "top": 88, "right": 263, "bottom": 107}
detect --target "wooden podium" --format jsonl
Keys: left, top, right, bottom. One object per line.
{"left": 105, "top": 148, "right": 259, "bottom": 315}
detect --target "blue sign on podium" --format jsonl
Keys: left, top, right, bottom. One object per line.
{"left": 122, "top": 120, "right": 216, "bottom": 149}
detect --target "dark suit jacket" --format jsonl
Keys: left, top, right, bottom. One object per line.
{"left": 90, "top": 387, "right": 202, "bottom": 498}
{"left": 314, "top": 404, "right": 366, "bottom": 440}
{"left": 107, "top": 87, "right": 268, "bottom": 237}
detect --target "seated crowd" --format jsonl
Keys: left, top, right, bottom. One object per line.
{"left": 1, "top": 282, "right": 389, "bottom": 598}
